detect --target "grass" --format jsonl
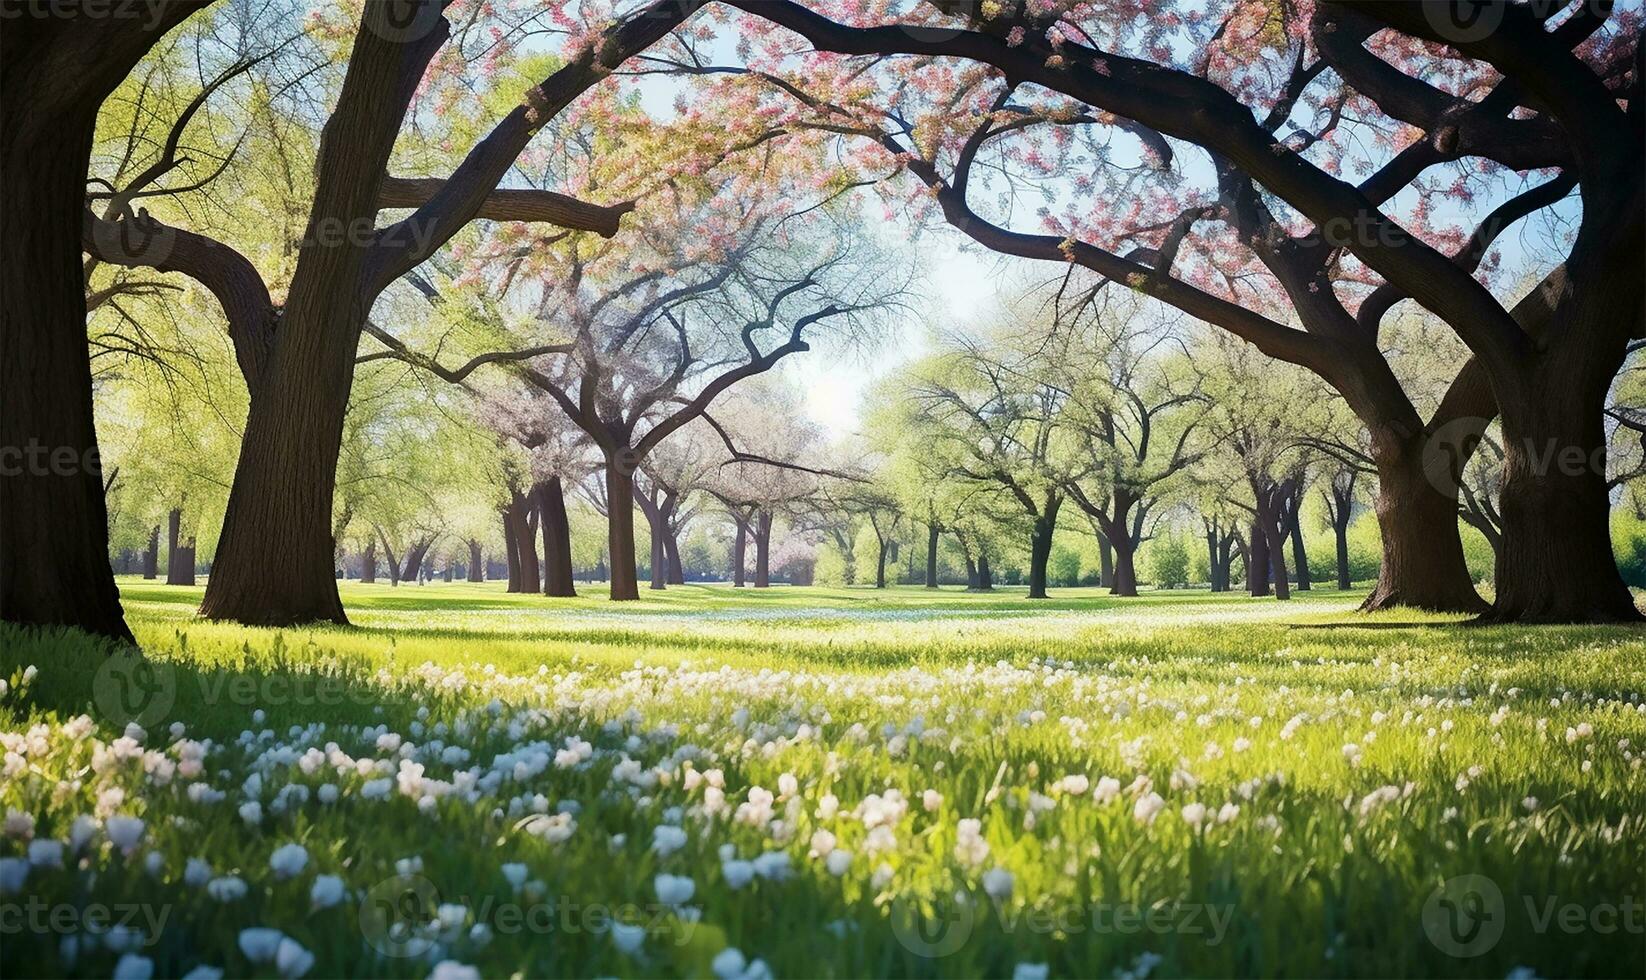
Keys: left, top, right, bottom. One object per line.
{"left": 3, "top": 578, "right": 1644, "bottom": 979}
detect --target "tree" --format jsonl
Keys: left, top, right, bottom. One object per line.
{"left": 1148, "top": 530, "right": 1191, "bottom": 590}
{"left": 701, "top": 384, "right": 827, "bottom": 589}
{"left": 1044, "top": 293, "right": 1208, "bottom": 596}
{"left": 904, "top": 331, "right": 1073, "bottom": 599}
{"left": 78, "top": 0, "right": 700, "bottom": 625}
{"left": 1322, "top": 468, "right": 1362, "bottom": 592}
{"left": 422, "top": 194, "right": 889, "bottom": 600}
{"left": 713, "top": 0, "right": 1640, "bottom": 621}
{"left": 2, "top": 0, "right": 213, "bottom": 640}
{"left": 1199, "top": 335, "right": 1334, "bottom": 600}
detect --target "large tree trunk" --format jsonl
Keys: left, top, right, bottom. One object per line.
{"left": 1491, "top": 372, "right": 1642, "bottom": 622}
{"left": 1098, "top": 530, "right": 1115, "bottom": 590}
{"left": 1204, "top": 525, "right": 1221, "bottom": 592}
{"left": 607, "top": 463, "right": 640, "bottom": 600}
{"left": 753, "top": 511, "right": 772, "bottom": 588}
{"left": 1216, "top": 536, "right": 1236, "bottom": 593}
{"left": 1102, "top": 499, "right": 1138, "bottom": 597}
{"left": 665, "top": 525, "right": 685, "bottom": 585}
{"left": 649, "top": 524, "right": 667, "bottom": 591}
{"left": 1485, "top": 181, "right": 1642, "bottom": 622}
{"left": 198, "top": 11, "right": 449, "bottom": 626}
{"left": 169, "top": 534, "right": 197, "bottom": 587}
{"left": 502, "top": 511, "right": 521, "bottom": 592}
{"left": 360, "top": 540, "right": 377, "bottom": 584}
{"left": 1332, "top": 510, "right": 1352, "bottom": 591}
{"left": 0, "top": 6, "right": 207, "bottom": 643}
{"left": 467, "top": 539, "right": 484, "bottom": 583}
{"left": 1247, "top": 521, "right": 1270, "bottom": 597}
{"left": 142, "top": 527, "right": 160, "bottom": 580}
{"left": 165, "top": 509, "right": 188, "bottom": 585}
{"left": 1267, "top": 527, "right": 1291, "bottom": 600}
{"left": 1361, "top": 443, "right": 1488, "bottom": 614}
{"left": 1287, "top": 491, "right": 1311, "bottom": 591}
{"left": 1253, "top": 489, "right": 1291, "bottom": 602}
{"left": 402, "top": 538, "right": 432, "bottom": 585}
{"left": 636, "top": 489, "right": 667, "bottom": 591}
{"left": 925, "top": 523, "right": 939, "bottom": 588}
{"left": 379, "top": 531, "right": 402, "bottom": 587}
{"left": 1110, "top": 534, "right": 1139, "bottom": 597}
{"left": 537, "top": 478, "right": 576, "bottom": 597}
{"left": 977, "top": 551, "right": 993, "bottom": 591}
{"left": 511, "top": 492, "right": 540, "bottom": 594}
{"left": 732, "top": 519, "right": 747, "bottom": 588}
{"left": 1025, "top": 496, "right": 1061, "bottom": 600}
{"left": 875, "top": 536, "right": 889, "bottom": 589}
{"left": 964, "top": 553, "right": 979, "bottom": 590}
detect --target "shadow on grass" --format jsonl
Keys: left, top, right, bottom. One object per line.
{"left": 0, "top": 623, "right": 447, "bottom": 743}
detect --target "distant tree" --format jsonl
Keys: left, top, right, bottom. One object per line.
{"left": 1148, "top": 531, "right": 1191, "bottom": 590}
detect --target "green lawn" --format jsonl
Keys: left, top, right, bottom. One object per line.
{"left": 3, "top": 580, "right": 1643, "bottom": 978}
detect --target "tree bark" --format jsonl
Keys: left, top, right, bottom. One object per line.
{"left": 169, "top": 537, "right": 197, "bottom": 587}
{"left": 1361, "top": 443, "right": 1488, "bottom": 614}
{"left": 1025, "top": 495, "right": 1061, "bottom": 599}
{"left": 502, "top": 510, "right": 521, "bottom": 592}
{"left": 732, "top": 518, "right": 748, "bottom": 588}
{"left": 360, "top": 540, "right": 377, "bottom": 584}
{"left": 977, "top": 551, "right": 993, "bottom": 591}
{"left": 607, "top": 463, "right": 640, "bottom": 600}
{"left": 378, "top": 529, "right": 402, "bottom": 587}
{"left": 649, "top": 524, "right": 667, "bottom": 590}
{"left": 510, "top": 491, "right": 540, "bottom": 594}
{"left": 1491, "top": 378, "right": 1643, "bottom": 622}
{"left": 1204, "top": 524, "right": 1221, "bottom": 592}
{"left": 964, "top": 553, "right": 979, "bottom": 590}
{"left": 401, "top": 537, "right": 433, "bottom": 585}
{"left": 636, "top": 487, "right": 668, "bottom": 591}
{"left": 875, "top": 535, "right": 889, "bottom": 588}
{"left": 537, "top": 478, "right": 576, "bottom": 597}
{"left": 1098, "top": 530, "right": 1115, "bottom": 590}
{"left": 165, "top": 509, "right": 189, "bottom": 585}
{"left": 1216, "top": 535, "right": 1237, "bottom": 593}
{"left": 196, "top": 8, "right": 455, "bottom": 626}
{"left": 925, "top": 523, "right": 940, "bottom": 588}
{"left": 753, "top": 510, "right": 772, "bottom": 588}
{"left": 467, "top": 539, "right": 484, "bottom": 583}
{"left": 0, "top": 5, "right": 207, "bottom": 643}
{"left": 1330, "top": 494, "right": 1353, "bottom": 592}
{"left": 1247, "top": 521, "right": 1270, "bottom": 597}
{"left": 142, "top": 526, "right": 160, "bottom": 580}
{"left": 665, "top": 524, "right": 685, "bottom": 585}
{"left": 1286, "top": 487, "right": 1311, "bottom": 591}
{"left": 1253, "top": 486, "right": 1291, "bottom": 601}
{"left": 1110, "top": 534, "right": 1139, "bottom": 598}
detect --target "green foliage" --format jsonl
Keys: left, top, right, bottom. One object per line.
{"left": 813, "top": 544, "right": 849, "bottom": 588}
{"left": 1615, "top": 510, "right": 1646, "bottom": 589}
{"left": 1146, "top": 531, "right": 1191, "bottom": 588}
{"left": 1048, "top": 544, "right": 1082, "bottom": 587}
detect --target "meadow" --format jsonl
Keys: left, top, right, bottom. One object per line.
{"left": 3, "top": 580, "right": 1644, "bottom": 979}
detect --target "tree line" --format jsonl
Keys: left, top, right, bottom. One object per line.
{"left": 2, "top": 0, "right": 1641, "bottom": 644}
